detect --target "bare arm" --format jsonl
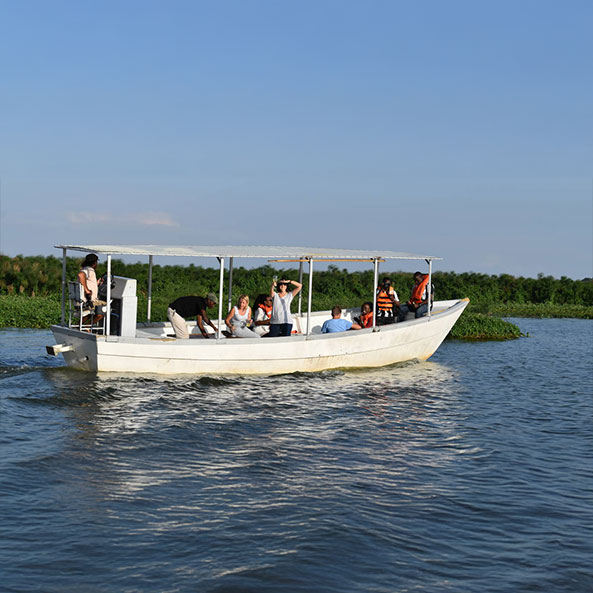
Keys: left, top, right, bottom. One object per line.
{"left": 270, "top": 281, "right": 276, "bottom": 297}
{"left": 78, "top": 270, "right": 91, "bottom": 297}
{"left": 224, "top": 308, "right": 235, "bottom": 331}
{"left": 290, "top": 280, "right": 302, "bottom": 296}
{"left": 254, "top": 308, "right": 270, "bottom": 326}
{"left": 197, "top": 309, "right": 217, "bottom": 338}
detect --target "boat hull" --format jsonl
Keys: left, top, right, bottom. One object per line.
{"left": 50, "top": 299, "right": 468, "bottom": 375}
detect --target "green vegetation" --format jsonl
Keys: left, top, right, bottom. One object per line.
{"left": 448, "top": 313, "right": 523, "bottom": 340}
{"left": 1, "top": 254, "right": 592, "bottom": 339}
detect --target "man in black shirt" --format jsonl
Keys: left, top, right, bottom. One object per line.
{"left": 167, "top": 293, "right": 218, "bottom": 339}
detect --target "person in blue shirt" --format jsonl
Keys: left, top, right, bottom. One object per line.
{"left": 321, "top": 306, "right": 362, "bottom": 333}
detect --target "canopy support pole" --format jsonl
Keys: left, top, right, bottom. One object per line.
{"left": 372, "top": 258, "right": 379, "bottom": 331}
{"left": 106, "top": 255, "right": 112, "bottom": 336}
{"left": 297, "top": 260, "right": 303, "bottom": 316}
{"left": 147, "top": 255, "right": 153, "bottom": 323}
{"left": 217, "top": 257, "right": 224, "bottom": 340}
{"left": 306, "top": 258, "right": 314, "bottom": 336}
{"left": 427, "top": 259, "right": 432, "bottom": 320}
{"left": 61, "top": 248, "right": 67, "bottom": 325}
{"left": 227, "top": 257, "right": 234, "bottom": 313}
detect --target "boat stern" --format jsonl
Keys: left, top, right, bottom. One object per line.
{"left": 47, "top": 325, "right": 99, "bottom": 371}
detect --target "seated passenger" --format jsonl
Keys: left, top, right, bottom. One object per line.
{"left": 375, "top": 277, "right": 400, "bottom": 325}
{"left": 321, "top": 306, "right": 362, "bottom": 333}
{"left": 77, "top": 253, "right": 106, "bottom": 327}
{"left": 398, "top": 271, "right": 433, "bottom": 321}
{"left": 252, "top": 293, "right": 273, "bottom": 337}
{"left": 354, "top": 302, "right": 374, "bottom": 328}
{"left": 225, "top": 295, "right": 261, "bottom": 338}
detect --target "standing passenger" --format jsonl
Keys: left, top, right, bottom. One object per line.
{"left": 267, "top": 278, "right": 302, "bottom": 337}
{"left": 167, "top": 293, "right": 218, "bottom": 339}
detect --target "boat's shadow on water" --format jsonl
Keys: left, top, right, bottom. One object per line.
{"left": 27, "top": 360, "right": 463, "bottom": 442}
{"left": 37, "top": 357, "right": 460, "bottom": 403}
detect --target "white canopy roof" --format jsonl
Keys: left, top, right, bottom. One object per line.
{"left": 55, "top": 244, "right": 441, "bottom": 261}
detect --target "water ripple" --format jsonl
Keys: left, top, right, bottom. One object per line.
{"left": 0, "top": 321, "right": 592, "bottom": 592}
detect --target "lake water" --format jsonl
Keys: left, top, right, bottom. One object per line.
{"left": 1, "top": 319, "right": 592, "bottom": 593}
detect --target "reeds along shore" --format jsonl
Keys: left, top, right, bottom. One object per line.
{"left": 1, "top": 255, "right": 592, "bottom": 338}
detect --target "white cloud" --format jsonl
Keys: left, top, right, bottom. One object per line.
{"left": 132, "top": 212, "right": 179, "bottom": 227}
{"left": 65, "top": 211, "right": 179, "bottom": 227}
{"left": 66, "top": 212, "right": 113, "bottom": 224}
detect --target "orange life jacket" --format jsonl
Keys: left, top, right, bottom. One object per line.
{"left": 360, "top": 311, "right": 374, "bottom": 328}
{"left": 411, "top": 275, "right": 430, "bottom": 305}
{"left": 376, "top": 288, "right": 395, "bottom": 312}
{"left": 258, "top": 303, "right": 272, "bottom": 319}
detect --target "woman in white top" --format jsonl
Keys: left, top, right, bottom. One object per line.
{"left": 267, "top": 278, "right": 302, "bottom": 337}
{"left": 77, "top": 253, "right": 105, "bottom": 326}
{"left": 224, "top": 295, "right": 261, "bottom": 338}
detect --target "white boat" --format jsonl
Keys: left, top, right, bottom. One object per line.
{"left": 47, "top": 244, "right": 469, "bottom": 375}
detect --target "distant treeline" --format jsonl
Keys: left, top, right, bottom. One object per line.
{"left": 1, "top": 254, "right": 592, "bottom": 308}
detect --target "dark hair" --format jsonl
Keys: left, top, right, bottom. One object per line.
{"left": 362, "top": 301, "right": 373, "bottom": 310}
{"left": 253, "top": 294, "right": 269, "bottom": 309}
{"left": 81, "top": 253, "right": 99, "bottom": 267}
{"left": 331, "top": 305, "right": 342, "bottom": 316}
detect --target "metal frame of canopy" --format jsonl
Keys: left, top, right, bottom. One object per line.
{"left": 55, "top": 245, "right": 441, "bottom": 338}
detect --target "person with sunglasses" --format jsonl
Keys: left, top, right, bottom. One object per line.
{"left": 266, "top": 278, "right": 302, "bottom": 337}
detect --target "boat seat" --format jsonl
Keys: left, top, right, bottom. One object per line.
{"left": 67, "top": 281, "right": 106, "bottom": 333}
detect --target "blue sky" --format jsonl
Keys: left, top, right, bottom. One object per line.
{"left": 1, "top": 0, "right": 591, "bottom": 278}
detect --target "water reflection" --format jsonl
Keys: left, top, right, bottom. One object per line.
{"left": 33, "top": 359, "right": 468, "bottom": 508}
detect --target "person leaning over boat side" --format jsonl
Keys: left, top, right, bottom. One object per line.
{"left": 375, "top": 277, "right": 400, "bottom": 325}
{"left": 225, "top": 294, "right": 261, "bottom": 338}
{"left": 167, "top": 293, "right": 218, "bottom": 339}
{"left": 397, "top": 271, "right": 432, "bottom": 321}
{"left": 266, "top": 278, "right": 302, "bottom": 337}
{"left": 321, "top": 306, "right": 362, "bottom": 333}
{"left": 354, "top": 301, "right": 374, "bottom": 328}
{"left": 252, "top": 293, "right": 273, "bottom": 336}
{"left": 78, "top": 253, "right": 106, "bottom": 327}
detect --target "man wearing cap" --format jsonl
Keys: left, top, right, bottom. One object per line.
{"left": 167, "top": 293, "right": 218, "bottom": 339}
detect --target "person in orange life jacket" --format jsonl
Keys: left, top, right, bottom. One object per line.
{"left": 252, "top": 293, "right": 273, "bottom": 336}
{"left": 375, "top": 277, "right": 400, "bottom": 325}
{"left": 397, "top": 271, "right": 433, "bottom": 321}
{"left": 354, "top": 301, "right": 374, "bottom": 328}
